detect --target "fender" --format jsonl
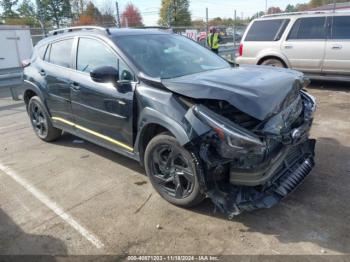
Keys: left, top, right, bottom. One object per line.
{"left": 134, "top": 107, "right": 191, "bottom": 154}
{"left": 23, "top": 80, "right": 45, "bottom": 103}
{"left": 22, "top": 79, "right": 57, "bottom": 118}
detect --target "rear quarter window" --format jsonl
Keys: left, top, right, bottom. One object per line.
{"left": 332, "top": 16, "right": 350, "bottom": 39}
{"left": 287, "top": 17, "right": 326, "bottom": 40}
{"left": 244, "top": 19, "right": 289, "bottom": 41}
{"left": 48, "top": 39, "right": 74, "bottom": 68}
{"left": 37, "top": 45, "right": 48, "bottom": 60}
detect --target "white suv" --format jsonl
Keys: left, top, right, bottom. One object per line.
{"left": 236, "top": 12, "right": 350, "bottom": 81}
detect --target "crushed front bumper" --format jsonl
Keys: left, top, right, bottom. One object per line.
{"left": 207, "top": 139, "right": 316, "bottom": 218}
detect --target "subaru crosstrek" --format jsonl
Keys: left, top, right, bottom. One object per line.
{"left": 21, "top": 27, "right": 316, "bottom": 217}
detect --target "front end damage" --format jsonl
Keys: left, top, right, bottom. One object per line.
{"left": 184, "top": 90, "right": 316, "bottom": 218}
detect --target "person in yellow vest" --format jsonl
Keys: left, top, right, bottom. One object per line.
{"left": 207, "top": 26, "right": 221, "bottom": 54}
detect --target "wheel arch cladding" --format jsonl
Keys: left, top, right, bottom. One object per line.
{"left": 136, "top": 107, "right": 191, "bottom": 165}
{"left": 24, "top": 89, "right": 37, "bottom": 105}
{"left": 23, "top": 81, "right": 45, "bottom": 106}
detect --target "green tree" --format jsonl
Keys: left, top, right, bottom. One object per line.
{"left": 84, "top": 1, "right": 101, "bottom": 18}
{"left": 17, "top": 0, "right": 38, "bottom": 25}
{"left": 159, "top": 0, "right": 191, "bottom": 27}
{"left": 70, "top": 0, "right": 86, "bottom": 16}
{"left": 309, "top": 0, "right": 345, "bottom": 8}
{"left": 285, "top": 4, "right": 296, "bottom": 12}
{"left": 40, "top": 0, "right": 72, "bottom": 28}
{"left": 0, "top": 0, "right": 19, "bottom": 18}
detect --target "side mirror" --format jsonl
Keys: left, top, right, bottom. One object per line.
{"left": 90, "top": 66, "right": 119, "bottom": 84}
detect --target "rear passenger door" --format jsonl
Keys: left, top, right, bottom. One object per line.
{"left": 322, "top": 16, "right": 350, "bottom": 75}
{"left": 242, "top": 19, "right": 290, "bottom": 62}
{"left": 282, "top": 17, "right": 327, "bottom": 73}
{"left": 43, "top": 38, "right": 75, "bottom": 125}
{"left": 70, "top": 37, "right": 135, "bottom": 152}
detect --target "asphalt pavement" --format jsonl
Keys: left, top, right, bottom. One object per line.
{"left": 0, "top": 82, "right": 349, "bottom": 255}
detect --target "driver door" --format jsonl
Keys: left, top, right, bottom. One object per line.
{"left": 70, "top": 37, "right": 136, "bottom": 152}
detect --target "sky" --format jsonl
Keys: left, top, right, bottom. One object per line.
{"left": 97, "top": 0, "right": 309, "bottom": 26}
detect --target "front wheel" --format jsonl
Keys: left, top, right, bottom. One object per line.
{"left": 144, "top": 133, "right": 205, "bottom": 207}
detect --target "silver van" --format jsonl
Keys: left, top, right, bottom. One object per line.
{"left": 236, "top": 12, "right": 350, "bottom": 81}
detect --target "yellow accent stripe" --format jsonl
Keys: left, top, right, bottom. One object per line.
{"left": 52, "top": 117, "right": 133, "bottom": 152}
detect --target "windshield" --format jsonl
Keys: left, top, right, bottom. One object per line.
{"left": 113, "top": 34, "right": 230, "bottom": 79}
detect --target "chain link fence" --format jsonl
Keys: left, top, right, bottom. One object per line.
{"left": 29, "top": 24, "right": 248, "bottom": 61}
{"left": 173, "top": 25, "right": 247, "bottom": 61}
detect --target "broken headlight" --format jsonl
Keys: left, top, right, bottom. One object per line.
{"left": 300, "top": 90, "right": 316, "bottom": 120}
{"left": 193, "top": 104, "right": 266, "bottom": 153}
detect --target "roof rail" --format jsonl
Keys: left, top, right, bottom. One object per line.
{"left": 48, "top": 26, "right": 110, "bottom": 36}
{"left": 262, "top": 11, "right": 331, "bottom": 18}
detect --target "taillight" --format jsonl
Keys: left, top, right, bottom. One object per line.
{"left": 239, "top": 43, "right": 243, "bottom": 56}
{"left": 21, "top": 59, "right": 31, "bottom": 68}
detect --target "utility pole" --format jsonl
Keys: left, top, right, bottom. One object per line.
{"left": 168, "top": 5, "right": 172, "bottom": 27}
{"left": 265, "top": 0, "right": 268, "bottom": 13}
{"left": 206, "top": 7, "right": 209, "bottom": 33}
{"left": 234, "top": 10, "right": 237, "bottom": 46}
{"left": 36, "top": 0, "right": 46, "bottom": 36}
{"left": 333, "top": 0, "right": 336, "bottom": 13}
{"left": 115, "top": 1, "right": 121, "bottom": 28}
{"left": 173, "top": 0, "right": 176, "bottom": 25}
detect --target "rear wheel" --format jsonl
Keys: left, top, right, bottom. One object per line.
{"left": 144, "top": 133, "right": 204, "bottom": 207}
{"left": 260, "top": 58, "right": 286, "bottom": 68}
{"left": 28, "top": 96, "right": 62, "bottom": 142}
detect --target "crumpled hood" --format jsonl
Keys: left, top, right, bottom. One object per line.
{"left": 162, "top": 65, "right": 306, "bottom": 121}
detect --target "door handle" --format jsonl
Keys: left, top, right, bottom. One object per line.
{"left": 70, "top": 82, "right": 80, "bottom": 91}
{"left": 284, "top": 45, "right": 293, "bottom": 49}
{"left": 39, "top": 69, "right": 46, "bottom": 76}
{"left": 332, "top": 45, "right": 342, "bottom": 50}
{"left": 0, "top": 57, "right": 4, "bottom": 60}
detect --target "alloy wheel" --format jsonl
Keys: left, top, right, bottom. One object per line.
{"left": 150, "top": 144, "right": 195, "bottom": 199}
{"left": 30, "top": 102, "right": 48, "bottom": 139}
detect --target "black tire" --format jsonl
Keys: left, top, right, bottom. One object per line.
{"left": 144, "top": 133, "right": 205, "bottom": 207}
{"left": 260, "top": 58, "right": 286, "bottom": 68}
{"left": 28, "top": 96, "right": 62, "bottom": 142}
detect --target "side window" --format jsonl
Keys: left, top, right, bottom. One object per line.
{"left": 77, "top": 38, "right": 118, "bottom": 73}
{"left": 37, "top": 45, "right": 47, "bottom": 60}
{"left": 49, "top": 39, "right": 73, "bottom": 68}
{"left": 244, "top": 19, "right": 289, "bottom": 41}
{"left": 119, "top": 60, "right": 134, "bottom": 81}
{"left": 288, "top": 17, "right": 326, "bottom": 40}
{"left": 332, "top": 16, "right": 350, "bottom": 39}
{"left": 77, "top": 37, "right": 133, "bottom": 81}
{"left": 44, "top": 45, "right": 51, "bottom": 62}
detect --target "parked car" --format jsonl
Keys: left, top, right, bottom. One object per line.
{"left": 20, "top": 26, "right": 316, "bottom": 217}
{"left": 0, "top": 25, "right": 32, "bottom": 99}
{"left": 236, "top": 12, "right": 350, "bottom": 81}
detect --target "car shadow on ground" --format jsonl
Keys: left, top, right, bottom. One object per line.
{"left": 52, "top": 132, "right": 145, "bottom": 175}
{"left": 307, "top": 80, "right": 350, "bottom": 92}
{"left": 52, "top": 131, "right": 350, "bottom": 253}
{"left": 192, "top": 137, "right": 350, "bottom": 254}
{"left": 0, "top": 209, "right": 67, "bottom": 257}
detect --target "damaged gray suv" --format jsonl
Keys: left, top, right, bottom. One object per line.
{"left": 22, "top": 27, "right": 316, "bottom": 217}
